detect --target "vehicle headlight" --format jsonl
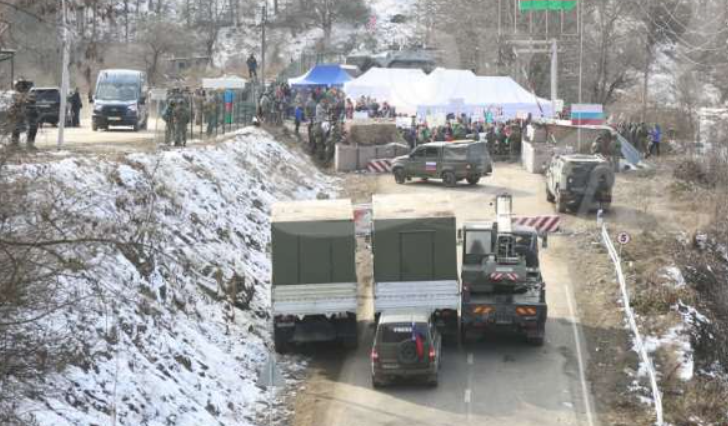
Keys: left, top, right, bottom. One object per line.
{"left": 94, "top": 104, "right": 103, "bottom": 112}
{"left": 128, "top": 104, "right": 137, "bottom": 112}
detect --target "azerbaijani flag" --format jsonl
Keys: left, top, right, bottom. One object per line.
{"left": 411, "top": 322, "right": 425, "bottom": 359}
{"left": 570, "top": 104, "right": 605, "bottom": 126}
{"left": 520, "top": 0, "right": 577, "bottom": 11}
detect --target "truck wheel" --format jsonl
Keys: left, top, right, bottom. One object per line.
{"left": 442, "top": 171, "right": 456, "bottom": 187}
{"left": 527, "top": 336, "right": 544, "bottom": 346}
{"left": 466, "top": 175, "right": 480, "bottom": 185}
{"left": 372, "top": 375, "right": 386, "bottom": 388}
{"left": 546, "top": 189, "right": 555, "bottom": 203}
{"left": 393, "top": 168, "right": 406, "bottom": 185}
{"left": 427, "top": 373, "right": 439, "bottom": 387}
{"left": 556, "top": 189, "right": 568, "bottom": 213}
{"left": 341, "top": 336, "right": 358, "bottom": 350}
{"left": 274, "top": 330, "right": 291, "bottom": 354}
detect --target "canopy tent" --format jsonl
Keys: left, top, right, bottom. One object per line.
{"left": 412, "top": 69, "right": 553, "bottom": 120}
{"left": 343, "top": 67, "right": 426, "bottom": 103}
{"left": 202, "top": 75, "right": 248, "bottom": 90}
{"left": 288, "top": 64, "right": 353, "bottom": 88}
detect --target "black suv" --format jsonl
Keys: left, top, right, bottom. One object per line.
{"left": 31, "top": 87, "right": 62, "bottom": 126}
{"left": 371, "top": 311, "right": 442, "bottom": 387}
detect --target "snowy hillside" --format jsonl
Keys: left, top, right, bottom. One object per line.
{"left": 16, "top": 128, "right": 337, "bottom": 426}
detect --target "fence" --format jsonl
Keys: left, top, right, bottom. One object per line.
{"left": 150, "top": 88, "right": 257, "bottom": 145}
{"left": 601, "top": 223, "right": 664, "bottom": 426}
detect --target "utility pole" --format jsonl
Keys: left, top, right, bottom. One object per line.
{"left": 261, "top": 3, "right": 267, "bottom": 87}
{"left": 550, "top": 38, "right": 558, "bottom": 105}
{"left": 58, "top": 0, "right": 70, "bottom": 149}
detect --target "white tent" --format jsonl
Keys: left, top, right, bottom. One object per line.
{"left": 202, "top": 75, "right": 248, "bottom": 90}
{"left": 471, "top": 76, "right": 553, "bottom": 120}
{"left": 343, "top": 68, "right": 426, "bottom": 103}
{"left": 411, "top": 69, "right": 553, "bottom": 120}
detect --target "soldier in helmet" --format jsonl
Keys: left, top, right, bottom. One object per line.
{"left": 9, "top": 79, "right": 39, "bottom": 150}
{"left": 162, "top": 90, "right": 177, "bottom": 145}
{"left": 173, "top": 90, "right": 191, "bottom": 147}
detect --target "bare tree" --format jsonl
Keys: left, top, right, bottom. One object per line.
{"left": 138, "top": 18, "right": 194, "bottom": 84}
{"left": 303, "top": 0, "right": 368, "bottom": 50}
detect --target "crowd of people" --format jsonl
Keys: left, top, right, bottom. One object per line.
{"left": 347, "top": 96, "right": 397, "bottom": 119}
{"left": 616, "top": 122, "right": 663, "bottom": 158}
{"left": 400, "top": 114, "right": 526, "bottom": 157}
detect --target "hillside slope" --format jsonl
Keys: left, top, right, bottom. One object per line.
{"left": 12, "top": 128, "right": 336, "bottom": 426}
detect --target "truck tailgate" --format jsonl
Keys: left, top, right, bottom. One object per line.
{"left": 374, "top": 280, "right": 460, "bottom": 313}
{"left": 272, "top": 283, "right": 358, "bottom": 316}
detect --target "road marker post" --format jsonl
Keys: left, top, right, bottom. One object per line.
{"left": 257, "top": 352, "right": 285, "bottom": 426}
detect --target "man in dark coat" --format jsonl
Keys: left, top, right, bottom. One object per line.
{"left": 70, "top": 88, "right": 83, "bottom": 127}
{"left": 247, "top": 54, "right": 258, "bottom": 80}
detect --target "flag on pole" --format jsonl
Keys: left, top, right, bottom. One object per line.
{"left": 570, "top": 104, "right": 605, "bottom": 126}
{"left": 519, "top": 0, "right": 577, "bottom": 11}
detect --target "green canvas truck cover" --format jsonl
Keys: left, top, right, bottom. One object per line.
{"left": 271, "top": 199, "right": 356, "bottom": 286}
{"left": 371, "top": 194, "right": 457, "bottom": 282}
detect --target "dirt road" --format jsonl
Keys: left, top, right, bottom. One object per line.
{"left": 292, "top": 164, "right": 599, "bottom": 426}
{"left": 30, "top": 118, "right": 165, "bottom": 153}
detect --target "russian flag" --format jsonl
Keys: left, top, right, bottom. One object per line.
{"left": 571, "top": 104, "right": 605, "bottom": 126}
{"left": 425, "top": 162, "right": 437, "bottom": 172}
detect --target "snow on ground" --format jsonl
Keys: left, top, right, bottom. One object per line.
{"left": 631, "top": 266, "right": 709, "bottom": 391}
{"left": 16, "top": 127, "right": 337, "bottom": 426}
{"left": 368, "top": 0, "right": 419, "bottom": 48}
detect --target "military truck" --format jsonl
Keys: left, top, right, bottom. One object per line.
{"left": 459, "top": 194, "right": 548, "bottom": 345}
{"left": 271, "top": 199, "right": 358, "bottom": 353}
{"left": 391, "top": 141, "right": 493, "bottom": 187}
{"left": 371, "top": 194, "right": 460, "bottom": 338}
{"left": 545, "top": 154, "right": 615, "bottom": 213}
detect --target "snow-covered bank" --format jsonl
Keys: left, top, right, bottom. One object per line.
{"left": 14, "top": 127, "right": 337, "bottom": 426}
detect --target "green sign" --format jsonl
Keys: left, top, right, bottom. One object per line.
{"left": 519, "top": 0, "right": 577, "bottom": 11}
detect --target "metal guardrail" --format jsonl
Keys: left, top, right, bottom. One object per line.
{"left": 600, "top": 223, "right": 664, "bottom": 425}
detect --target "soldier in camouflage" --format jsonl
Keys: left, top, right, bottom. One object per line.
{"left": 162, "top": 90, "right": 177, "bottom": 145}
{"left": 173, "top": 90, "right": 191, "bottom": 147}
{"left": 9, "top": 79, "right": 39, "bottom": 150}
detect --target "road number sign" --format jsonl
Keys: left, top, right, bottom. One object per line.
{"left": 617, "top": 232, "right": 631, "bottom": 245}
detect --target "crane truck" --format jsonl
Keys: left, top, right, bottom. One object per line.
{"left": 459, "top": 194, "right": 548, "bottom": 345}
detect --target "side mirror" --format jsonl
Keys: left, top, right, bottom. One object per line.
{"left": 139, "top": 95, "right": 147, "bottom": 105}
{"left": 89, "top": 97, "right": 94, "bottom": 104}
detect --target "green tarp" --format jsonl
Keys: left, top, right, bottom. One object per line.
{"left": 519, "top": 0, "right": 577, "bottom": 11}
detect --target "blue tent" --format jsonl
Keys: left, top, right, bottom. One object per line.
{"left": 288, "top": 64, "right": 353, "bottom": 88}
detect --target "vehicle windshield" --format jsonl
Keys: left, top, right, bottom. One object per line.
{"left": 33, "top": 90, "right": 60, "bottom": 102}
{"left": 95, "top": 83, "right": 139, "bottom": 102}
{"left": 464, "top": 230, "right": 493, "bottom": 264}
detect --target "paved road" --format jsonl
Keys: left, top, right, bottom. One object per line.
{"left": 293, "top": 164, "right": 598, "bottom": 426}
